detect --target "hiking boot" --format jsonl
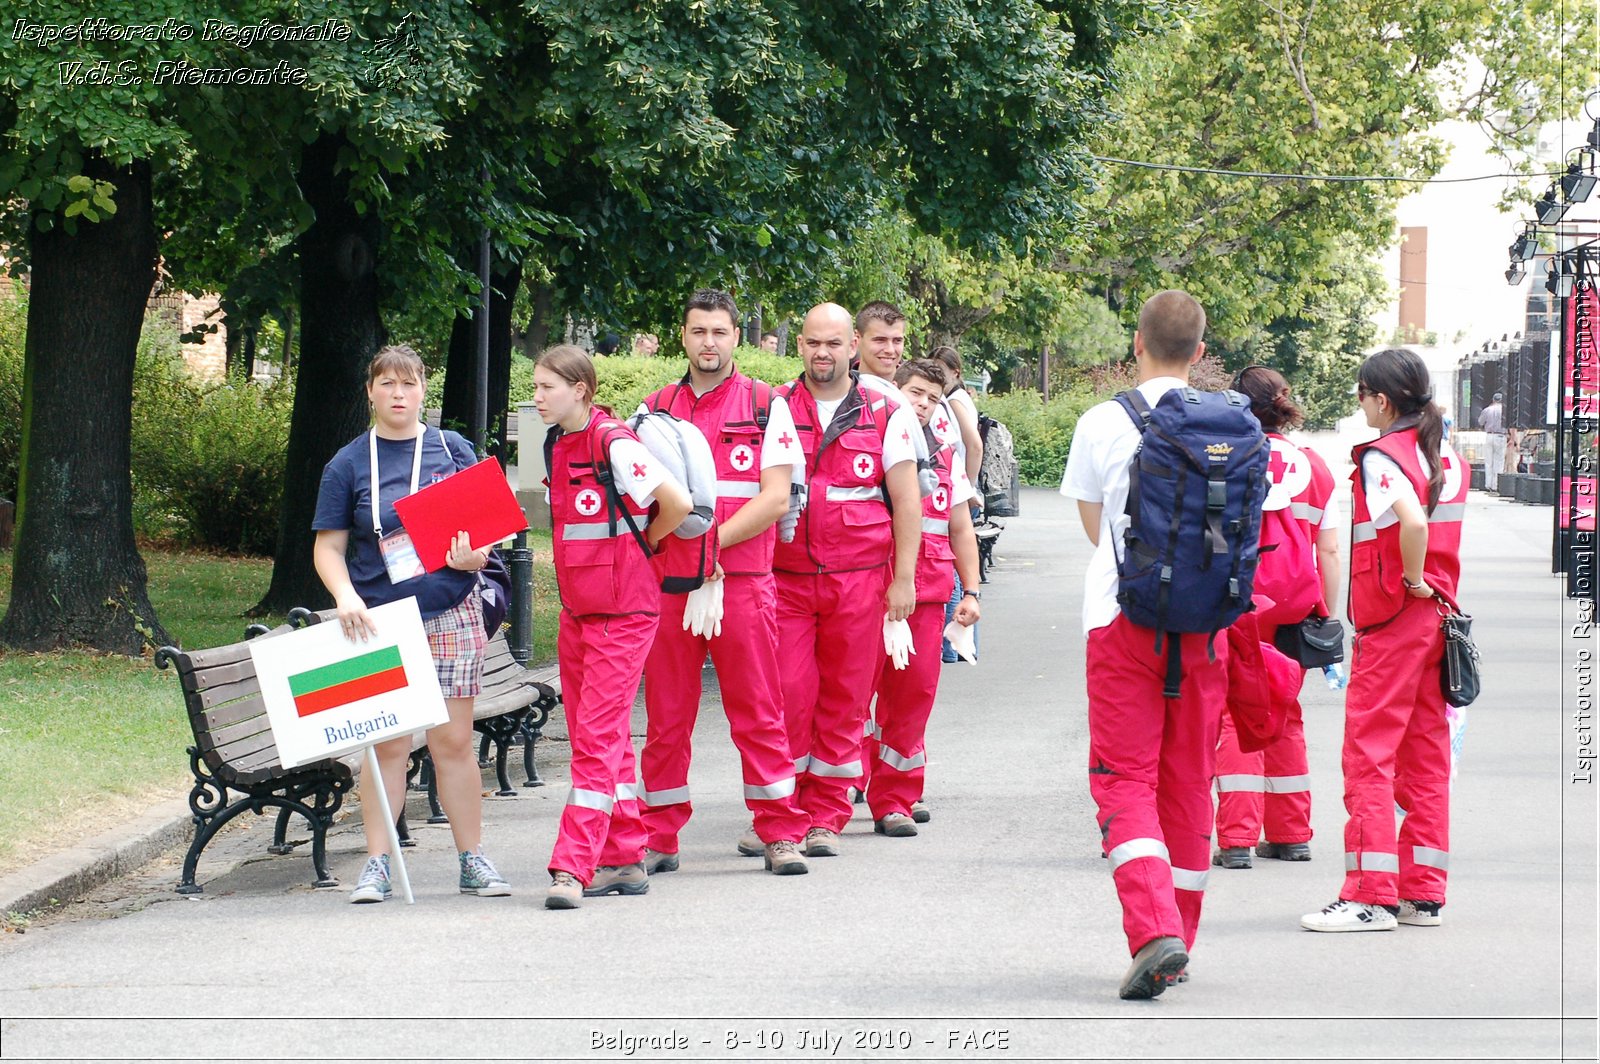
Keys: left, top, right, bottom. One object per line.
{"left": 643, "top": 848, "right": 680, "bottom": 875}
{"left": 458, "top": 850, "right": 511, "bottom": 897}
{"left": 736, "top": 826, "right": 764, "bottom": 857}
{"left": 803, "top": 827, "right": 840, "bottom": 857}
{"left": 851, "top": 787, "right": 867, "bottom": 805}
{"left": 350, "top": 854, "right": 392, "bottom": 904}
{"left": 1212, "top": 847, "right": 1253, "bottom": 869}
{"left": 1118, "top": 936, "right": 1188, "bottom": 1000}
{"left": 1397, "top": 899, "right": 1443, "bottom": 926}
{"left": 911, "top": 799, "right": 931, "bottom": 824}
{"left": 545, "top": 871, "right": 582, "bottom": 910}
{"left": 874, "top": 813, "right": 918, "bottom": 837}
{"left": 764, "top": 840, "right": 810, "bottom": 875}
{"left": 1256, "top": 841, "right": 1312, "bottom": 862}
{"left": 1300, "top": 899, "right": 1398, "bottom": 932}
{"left": 583, "top": 862, "right": 650, "bottom": 897}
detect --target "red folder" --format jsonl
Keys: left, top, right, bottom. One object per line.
{"left": 393, "top": 458, "right": 530, "bottom": 572}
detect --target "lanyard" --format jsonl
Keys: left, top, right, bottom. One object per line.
{"left": 369, "top": 426, "right": 428, "bottom": 537}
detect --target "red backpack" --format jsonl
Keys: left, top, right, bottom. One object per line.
{"left": 1252, "top": 503, "right": 1320, "bottom": 628}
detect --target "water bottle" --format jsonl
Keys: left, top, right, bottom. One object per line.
{"left": 1323, "top": 662, "right": 1346, "bottom": 690}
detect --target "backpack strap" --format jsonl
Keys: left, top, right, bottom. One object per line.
{"left": 1116, "top": 389, "right": 1154, "bottom": 432}
{"left": 751, "top": 379, "right": 772, "bottom": 431}
{"left": 589, "top": 419, "right": 655, "bottom": 562}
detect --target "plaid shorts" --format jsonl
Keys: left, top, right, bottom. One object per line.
{"left": 425, "top": 591, "right": 487, "bottom": 698}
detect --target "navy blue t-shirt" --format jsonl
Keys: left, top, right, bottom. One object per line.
{"left": 312, "top": 427, "right": 480, "bottom": 619}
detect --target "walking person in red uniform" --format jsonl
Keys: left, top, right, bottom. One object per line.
{"left": 634, "top": 289, "right": 811, "bottom": 876}
{"left": 775, "top": 302, "right": 922, "bottom": 858}
{"left": 864, "top": 359, "right": 981, "bottom": 837}
{"left": 533, "top": 345, "right": 693, "bottom": 909}
{"left": 1212, "top": 366, "right": 1340, "bottom": 868}
{"left": 1060, "top": 290, "right": 1232, "bottom": 999}
{"left": 1302, "top": 347, "right": 1467, "bottom": 932}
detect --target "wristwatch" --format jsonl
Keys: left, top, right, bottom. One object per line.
{"left": 963, "top": 589, "right": 981, "bottom": 601}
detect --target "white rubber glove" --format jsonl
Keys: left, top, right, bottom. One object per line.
{"left": 682, "top": 582, "right": 713, "bottom": 637}
{"left": 883, "top": 615, "right": 915, "bottom": 671}
{"left": 705, "top": 577, "right": 725, "bottom": 639}
{"left": 942, "top": 620, "right": 977, "bottom": 664}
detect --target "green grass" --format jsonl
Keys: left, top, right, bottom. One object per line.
{"left": 0, "top": 537, "right": 558, "bottom": 878}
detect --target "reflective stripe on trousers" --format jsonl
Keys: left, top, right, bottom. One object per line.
{"left": 876, "top": 742, "right": 926, "bottom": 772}
{"left": 1215, "top": 773, "right": 1313, "bottom": 793}
{"left": 1344, "top": 850, "right": 1400, "bottom": 873}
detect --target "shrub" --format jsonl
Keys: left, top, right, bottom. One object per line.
{"left": 977, "top": 388, "right": 1100, "bottom": 486}
{"left": 0, "top": 281, "right": 25, "bottom": 503}
{"left": 510, "top": 347, "right": 805, "bottom": 417}
{"left": 131, "top": 330, "right": 293, "bottom": 555}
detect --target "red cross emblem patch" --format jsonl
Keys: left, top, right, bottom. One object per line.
{"left": 1378, "top": 474, "right": 1391, "bottom": 491}
{"left": 632, "top": 462, "right": 649, "bottom": 479}
{"left": 936, "top": 417, "right": 949, "bottom": 435}
{"left": 933, "top": 487, "right": 949, "bottom": 511}
{"left": 575, "top": 488, "right": 603, "bottom": 517}
{"left": 730, "top": 445, "right": 755, "bottom": 472}
{"left": 778, "top": 431, "right": 795, "bottom": 449}
{"left": 854, "top": 453, "right": 876, "bottom": 479}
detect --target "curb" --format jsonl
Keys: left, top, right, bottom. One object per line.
{"left": 0, "top": 798, "right": 194, "bottom": 918}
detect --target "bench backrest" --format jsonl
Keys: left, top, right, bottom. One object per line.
{"left": 158, "top": 623, "right": 298, "bottom": 780}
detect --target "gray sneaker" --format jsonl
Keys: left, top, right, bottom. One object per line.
{"left": 910, "top": 799, "right": 931, "bottom": 824}
{"left": 736, "top": 826, "right": 764, "bottom": 857}
{"left": 764, "top": 840, "right": 809, "bottom": 875}
{"left": 1118, "top": 936, "right": 1188, "bottom": 1000}
{"left": 583, "top": 862, "right": 650, "bottom": 897}
{"left": 458, "top": 850, "right": 511, "bottom": 896}
{"left": 350, "top": 854, "right": 392, "bottom": 904}
{"left": 643, "top": 848, "right": 680, "bottom": 874}
{"left": 803, "top": 827, "right": 840, "bottom": 857}
{"left": 1256, "top": 841, "right": 1312, "bottom": 861}
{"left": 546, "top": 871, "right": 582, "bottom": 910}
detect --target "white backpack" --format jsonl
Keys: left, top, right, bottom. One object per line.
{"left": 625, "top": 409, "right": 717, "bottom": 539}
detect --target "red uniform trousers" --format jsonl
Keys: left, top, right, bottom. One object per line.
{"left": 1214, "top": 621, "right": 1312, "bottom": 847}
{"left": 777, "top": 567, "right": 890, "bottom": 833}
{"left": 549, "top": 610, "right": 653, "bottom": 884}
{"left": 1088, "top": 613, "right": 1228, "bottom": 955}
{"left": 866, "top": 599, "right": 945, "bottom": 821}
{"left": 640, "top": 574, "right": 808, "bottom": 851}
{"left": 1342, "top": 596, "right": 1450, "bottom": 905}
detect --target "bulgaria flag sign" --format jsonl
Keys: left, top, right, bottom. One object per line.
{"left": 249, "top": 597, "right": 447, "bottom": 768}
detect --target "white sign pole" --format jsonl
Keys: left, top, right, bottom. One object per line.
{"left": 363, "top": 745, "right": 415, "bottom": 905}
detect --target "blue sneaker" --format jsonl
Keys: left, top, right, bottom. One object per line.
{"left": 458, "top": 850, "right": 512, "bottom": 897}
{"left": 350, "top": 855, "right": 392, "bottom": 904}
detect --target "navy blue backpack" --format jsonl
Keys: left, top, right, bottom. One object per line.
{"left": 1114, "top": 387, "right": 1269, "bottom": 696}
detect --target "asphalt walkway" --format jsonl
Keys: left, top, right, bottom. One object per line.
{"left": 0, "top": 486, "right": 1593, "bottom": 1063}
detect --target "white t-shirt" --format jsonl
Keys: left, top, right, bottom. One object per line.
{"left": 1359, "top": 439, "right": 1464, "bottom": 530}
{"left": 606, "top": 437, "right": 668, "bottom": 508}
{"left": 858, "top": 371, "right": 971, "bottom": 476}
{"left": 632, "top": 394, "right": 805, "bottom": 476}
{"left": 811, "top": 388, "right": 920, "bottom": 473}
{"left": 1059, "top": 376, "right": 1187, "bottom": 633}
{"left": 948, "top": 450, "right": 977, "bottom": 506}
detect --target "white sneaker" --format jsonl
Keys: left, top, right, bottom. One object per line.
{"left": 1300, "top": 899, "right": 1397, "bottom": 932}
{"left": 1397, "top": 900, "right": 1443, "bottom": 926}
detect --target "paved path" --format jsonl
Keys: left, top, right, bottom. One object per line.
{"left": 0, "top": 487, "right": 1593, "bottom": 1062}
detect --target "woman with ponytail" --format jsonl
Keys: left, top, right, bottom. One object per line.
{"left": 1212, "top": 366, "right": 1338, "bottom": 870}
{"left": 1301, "top": 348, "right": 1468, "bottom": 933}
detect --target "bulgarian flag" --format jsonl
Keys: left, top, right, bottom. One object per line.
{"left": 289, "top": 646, "right": 409, "bottom": 718}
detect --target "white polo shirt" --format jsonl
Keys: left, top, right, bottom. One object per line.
{"left": 1058, "top": 376, "right": 1187, "bottom": 633}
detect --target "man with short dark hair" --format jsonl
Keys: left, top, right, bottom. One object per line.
{"left": 1060, "top": 289, "right": 1225, "bottom": 1000}
{"left": 635, "top": 288, "right": 812, "bottom": 876}
{"left": 760, "top": 331, "right": 781, "bottom": 354}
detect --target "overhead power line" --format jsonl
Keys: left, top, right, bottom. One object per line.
{"left": 1092, "top": 155, "right": 1566, "bottom": 185}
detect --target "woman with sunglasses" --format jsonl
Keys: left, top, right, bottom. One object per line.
{"left": 1301, "top": 348, "right": 1467, "bottom": 932}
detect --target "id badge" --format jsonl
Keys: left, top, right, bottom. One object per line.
{"left": 379, "top": 530, "right": 426, "bottom": 584}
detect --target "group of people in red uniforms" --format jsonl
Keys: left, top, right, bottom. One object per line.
{"left": 1063, "top": 289, "right": 1467, "bottom": 999}
{"left": 533, "top": 291, "right": 982, "bottom": 909}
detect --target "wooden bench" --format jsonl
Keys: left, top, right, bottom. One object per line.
{"left": 155, "top": 609, "right": 557, "bottom": 894}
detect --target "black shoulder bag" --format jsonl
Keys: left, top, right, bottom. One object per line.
{"left": 1437, "top": 595, "right": 1480, "bottom": 707}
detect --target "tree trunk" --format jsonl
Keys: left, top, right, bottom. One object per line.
{"left": 0, "top": 158, "right": 170, "bottom": 653}
{"left": 279, "top": 306, "right": 295, "bottom": 371}
{"left": 251, "top": 134, "right": 386, "bottom": 617}
{"left": 442, "top": 260, "right": 522, "bottom": 467}
{"left": 516, "top": 281, "right": 554, "bottom": 357}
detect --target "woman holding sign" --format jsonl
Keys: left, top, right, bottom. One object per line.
{"left": 312, "top": 344, "right": 511, "bottom": 904}
{"left": 533, "top": 344, "right": 693, "bottom": 909}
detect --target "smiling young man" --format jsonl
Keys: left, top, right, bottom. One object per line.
{"left": 773, "top": 302, "right": 922, "bottom": 858}
{"left": 635, "top": 288, "right": 812, "bottom": 876}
